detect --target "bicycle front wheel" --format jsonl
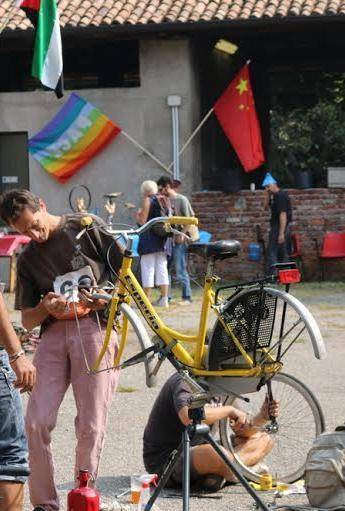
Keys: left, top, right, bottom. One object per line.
{"left": 219, "top": 372, "right": 325, "bottom": 483}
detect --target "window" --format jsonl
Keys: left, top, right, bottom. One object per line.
{"left": 0, "top": 39, "right": 140, "bottom": 92}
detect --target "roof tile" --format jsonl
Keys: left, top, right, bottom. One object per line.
{"left": 2, "top": 0, "right": 345, "bottom": 31}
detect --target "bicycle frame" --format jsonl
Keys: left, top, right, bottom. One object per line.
{"left": 91, "top": 247, "right": 282, "bottom": 379}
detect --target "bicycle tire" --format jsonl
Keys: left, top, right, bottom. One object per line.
{"left": 69, "top": 185, "right": 92, "bottom": 212}
{"left": 119, "top": 303, "right": 157, "bottom": 388}
{"left": 218, "top": 372, "right": 325, "bottom": 483}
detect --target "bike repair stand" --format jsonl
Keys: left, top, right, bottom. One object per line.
{"left": 145, "top": 398, "right": 270, "bottom": 511}
{"left": 113, "top": 345, "right": 270, "bottom": 511}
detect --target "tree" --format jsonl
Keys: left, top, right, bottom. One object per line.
{"left": 270, "top": 101, "right": 345, "bottom": 187}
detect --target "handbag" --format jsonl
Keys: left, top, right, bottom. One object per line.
{"left": 151, "top": 195, "right": 173, "bottom": 238}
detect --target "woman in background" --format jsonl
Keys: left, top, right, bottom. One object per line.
{"left": 136, "top": 180, "right": 170, "bottom": 308}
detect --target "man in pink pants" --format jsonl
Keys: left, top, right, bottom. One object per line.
{"left": 0, "top": 190, "right": 122, "bottom": 511}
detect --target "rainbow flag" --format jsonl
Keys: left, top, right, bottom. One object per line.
{"left": 28, "top": 93, "right": 121, "bottom": 183}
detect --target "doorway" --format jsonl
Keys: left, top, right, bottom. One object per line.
{"left": 0, "top": 132, "right": 30, "bottom": 193}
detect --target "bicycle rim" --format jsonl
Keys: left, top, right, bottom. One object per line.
{"left": 219, "top": 372, "right": 325, "bottom": 483}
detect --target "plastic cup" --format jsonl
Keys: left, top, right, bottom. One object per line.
{"left": 130, "top": 474, "right": 141, "bottom": 504}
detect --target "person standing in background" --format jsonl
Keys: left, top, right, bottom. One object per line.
{"left": 136, "top": 180, "right": 170, "bottom": 308}
{"left": 157, "top": 177, "right": 194, "bottom": 305}
{"left": 263, "top": 173, "right": 292, "bottom": 274}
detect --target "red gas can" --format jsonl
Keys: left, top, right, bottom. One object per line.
{"left": 68, "top": 470, "right": 100, "bottom": 511}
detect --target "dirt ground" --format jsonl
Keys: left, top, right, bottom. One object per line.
{"left": 5, "top": 281, "right": 345, "bottom": 511}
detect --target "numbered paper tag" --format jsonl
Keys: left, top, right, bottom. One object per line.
{"left": 53, "top": 265, "right": 95, "bottom": 303}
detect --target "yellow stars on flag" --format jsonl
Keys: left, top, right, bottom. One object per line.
{"left": 236, "top": 78, "right": 248, "bottom": 95}
{"left": 236, "top": 78, "right": 250, "bottom": 111}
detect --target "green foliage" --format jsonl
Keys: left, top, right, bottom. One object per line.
{"left": 270, "top": 101, "right": 345, "bottom": 186}
{"left": 269, "top": 72, "right": 345, "bottom": 187}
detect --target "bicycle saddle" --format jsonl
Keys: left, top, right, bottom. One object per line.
{"left": 188, "top": 240, "right": 241, "bottom": 259}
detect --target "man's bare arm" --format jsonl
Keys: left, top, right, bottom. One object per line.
{"left": 278, "top": 211, "right": 287, "bottom": 243}
{"left": 0, "top": 293, "right": 36, "bottom": 391}
{"left": 135, "top": 197, "right": 151, "bottom": 226}
{"left": 22, "top": 292, "right": 66, "bottom": 330}
{"left": 178, "top": 404, "right": 247, "bottom": 428}
{"left": 0, "top": 294, "right": 23, "bottom": 355}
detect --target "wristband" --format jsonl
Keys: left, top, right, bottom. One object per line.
{"left": 9, "top": 349, "right": 25, "bottom": 363}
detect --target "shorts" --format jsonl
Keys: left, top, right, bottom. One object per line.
{"left": 148, "top": 440, "right": 208, "bottom": 489}
{"left": 140, "top": 252, "right": 169, "bottom": 288}
{"left": 0, "top": 350, "right": 29, "bottom": 483}
{"left": 167, "top": 448, "right": 202, "bottom": 487}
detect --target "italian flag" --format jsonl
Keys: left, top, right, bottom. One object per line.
{"left": 17, "top": 0, "right": 63, "bottom": 98}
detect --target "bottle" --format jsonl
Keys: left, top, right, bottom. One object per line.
{"left": 137, "top": 481, "right": 150, "bottom": 511}
{"left": 68, "top": 470, "right": 100, "bottom": 511}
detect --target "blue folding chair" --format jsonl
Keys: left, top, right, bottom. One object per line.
{"left": 197, "top": 230, "right": 212, "bottom": 244}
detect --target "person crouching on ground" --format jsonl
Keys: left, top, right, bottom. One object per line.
{"left": 0, "top": 189, "right": 122, "bottom": 511}
{"left": 136, "top": 180, "right": 170, "bottom": 308}
{"left": 143, "top": 372, "right": 279, "bottom": 491}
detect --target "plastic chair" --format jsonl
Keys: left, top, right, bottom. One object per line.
{"left": 0, "top": 235, "right": 30, "bottom": 292}
{"left": 290, "top": 233, "right": 301, "bottom": 258}
{"left": 317, "top": 232, "right": 345, "bottom": 280}
{"left": 198, "top": 230, "right": 212, "bottom": 244}
{"left": 321, "top": 232, "right": 345, "bottom": 258}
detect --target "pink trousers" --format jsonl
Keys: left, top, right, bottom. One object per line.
{"left": 25, "top": 316, "right": 120, "bottom": 511}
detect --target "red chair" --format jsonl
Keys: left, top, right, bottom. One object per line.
{"left": 290, "top": 233, "right": 301, "bottom": 258}
{"left": 0, "top": 235, "right": 30, "bottom": 292}
{"left": 318, "top": 232, "right": 345, "bottom": 280}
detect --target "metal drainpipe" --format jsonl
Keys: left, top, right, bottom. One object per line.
{"left": 167, "top": 95, "right": 182, "bottom": 180}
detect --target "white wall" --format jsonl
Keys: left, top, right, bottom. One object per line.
{"left": 0, "top": 39, "right": 201, "bottom": 220}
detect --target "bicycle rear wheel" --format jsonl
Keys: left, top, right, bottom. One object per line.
{"left": 219, "top": 372, "right": 325, "bottom": 483}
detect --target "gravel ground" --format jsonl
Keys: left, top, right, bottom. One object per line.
{"left": 5, "top": 282, "right": 345, "bottom": 511}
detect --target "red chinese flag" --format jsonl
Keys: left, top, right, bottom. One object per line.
{"left": 214, "top": 64, "right": 265, "bottom": 172}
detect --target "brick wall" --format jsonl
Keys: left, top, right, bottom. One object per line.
{"left": 191, "top": 188, "right": 345, "bottom": 281}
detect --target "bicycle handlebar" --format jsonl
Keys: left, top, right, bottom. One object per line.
{"left": 101, "top": 215, "right": 197, "bottom": 237}
{"left": 76, "top": 216, "right": 198, "bottom": 251}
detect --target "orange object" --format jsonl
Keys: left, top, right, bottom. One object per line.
{"left": 321, "top": 232, "right": 345, "bottom": 258}
{"left": 131, "top": 490, "right": 140, "bottom": 504}
{"left": 50, "top": 301, "right": 91, "bottom": 320}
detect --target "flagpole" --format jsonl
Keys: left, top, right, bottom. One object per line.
{"left": 167, "top": 107, "right": 214, "bottom": 170}
{"left": 0, "top": 4, "right": 16, "bottom": 35}
{"left": 121, "top": 130, "right": 172, "bottom": 175}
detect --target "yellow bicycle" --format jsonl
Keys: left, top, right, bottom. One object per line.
{"left": 77, "top": 215, "right": 326, "bottom": 484}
